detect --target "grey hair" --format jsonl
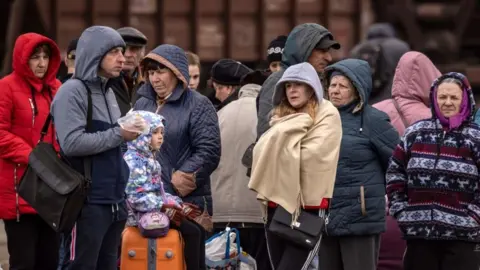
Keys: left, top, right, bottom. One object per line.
{"left": 439, "top": 77, "right": 463, "bottom": 88}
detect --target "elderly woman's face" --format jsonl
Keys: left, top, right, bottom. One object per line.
{"left": 148, "top": 67, "right": 178, "bottom": 98}
{"left": 436, "top": 82, "right": 463, "bottom": 118}
{"left": 285, "top": 82, "right": 313, "bottom": 109}
{"left": 328, "top": 75, "right": 356, "bottom": 107}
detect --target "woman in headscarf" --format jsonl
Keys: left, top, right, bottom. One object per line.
{"left": 319, "top": 59, "right": 399, "bottom": 270}
{"left": 249, "top": 62, "right": 342, "bottom": 270}
{"left": 373, "top": 51, "right": 442, "bottom": 270}
{"left": 387, "top": 72, "right": 480, "bottom": 270}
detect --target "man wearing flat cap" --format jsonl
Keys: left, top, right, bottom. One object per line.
{"left": 210, "top": 59, "right": 252, "bottom": 111}
{"left": 111, "top": 26, "right": 148, "bottom": 116}
{"left": 256, "top": 23, "right": 340, "bottom": 138}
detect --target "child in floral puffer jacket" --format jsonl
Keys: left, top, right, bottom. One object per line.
{"left": 124, "top": 110, "right": 206, "bottom": 270}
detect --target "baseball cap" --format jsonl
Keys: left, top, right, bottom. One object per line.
{"left": 315, "top": 34, "right": 341, "bottom": 50}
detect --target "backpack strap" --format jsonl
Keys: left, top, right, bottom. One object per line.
{"left": 77, "top": 79, "right": 93, "bottom": 185}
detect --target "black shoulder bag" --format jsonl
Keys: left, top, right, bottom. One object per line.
{"left": 268, "top": 206, "right": 325, "bottom": 250}
{"left": 18, "top": 81, "right": 93, "bottom": 233}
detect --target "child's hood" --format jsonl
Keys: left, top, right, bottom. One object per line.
{"left": 127, "top": 110, "right": 165, "bottom": 154}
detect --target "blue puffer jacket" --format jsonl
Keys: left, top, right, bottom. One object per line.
{"left": 324, "top": 59, "right": 400, "bottom": 236}
{"left": 134, "top": 45, "right": 221, "bottom": 214}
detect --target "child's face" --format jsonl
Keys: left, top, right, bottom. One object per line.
{"left": 150, "top": 127, "right": 164, "bottom": 150}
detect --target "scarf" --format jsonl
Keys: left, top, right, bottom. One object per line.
{"left": 433, "top": 86, "right": 470, "bottom": 130}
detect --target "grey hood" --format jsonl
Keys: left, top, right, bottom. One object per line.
{"left": 273, "top": 62, "right": 324, "bottom": 105}
{"left": 75, "top": 26, "right": 126, "bottom": 82}
{"left": 367, "top": 23, "right": 396, "bottom": 40}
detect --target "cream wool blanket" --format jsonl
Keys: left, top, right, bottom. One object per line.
{"left": 248, "top": 102, "right": 342, "bottom": 220}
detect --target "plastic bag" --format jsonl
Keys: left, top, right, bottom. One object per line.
{"left": 206, "top": 229, "right": 238, "bottom": 261}
{"left": 117, "top": 111, "right": 149, "bottom": 134}
{"left": 239, "top": 251, "right": 257, "bottom": 270}
{"left": 206, "top": 228, "right": 241, "bottom": 269}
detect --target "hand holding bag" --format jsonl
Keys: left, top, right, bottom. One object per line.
{"left": 268, "top": 206, "right": 324, "bottom": 250}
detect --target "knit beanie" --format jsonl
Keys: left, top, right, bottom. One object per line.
{"left": 267, "top": 35, "right": 287, "bottom": 64}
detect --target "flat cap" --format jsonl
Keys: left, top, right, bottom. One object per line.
{"left": 116, "top": 27, "right": 148, "bottom": 46}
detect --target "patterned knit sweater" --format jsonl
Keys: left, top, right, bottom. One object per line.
{"left": 387, "top": 119, "right": 480, "bottom": 242}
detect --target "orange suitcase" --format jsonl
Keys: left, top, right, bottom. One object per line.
{"left": 120, "top": 227, "right": 186, "bottom": 270}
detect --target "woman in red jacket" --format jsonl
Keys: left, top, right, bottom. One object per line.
{"left": 0, "top": 33, "right": 61, "bottom": 269}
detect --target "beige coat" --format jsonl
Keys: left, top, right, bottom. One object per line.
{"left": 248, "top": 100, "right": 342, "bottom": 220}
{"left": 210, "top": 84, "right": 263, "bottom": 224}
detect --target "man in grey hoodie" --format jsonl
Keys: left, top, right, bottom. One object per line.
{"left": 256, "top": 23, "right": 340, "bottom": 138}
{"left": 51, "top": 25, "right": 138, "bottom": 270}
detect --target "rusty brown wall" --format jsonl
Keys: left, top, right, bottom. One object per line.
{"left": 36, "top": 0, "right": 372, "bottom": 62}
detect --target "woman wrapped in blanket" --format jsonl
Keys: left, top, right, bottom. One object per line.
{"left": 248, "top": 62, "right": 342, "bottom": 270}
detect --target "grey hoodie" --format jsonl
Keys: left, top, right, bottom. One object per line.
{"left": 273, "top": 62, "right": 324, "bottom": 105}
{"left": 257, "top": 23, "right": 332, "bottom": 137}
{"left": 51, "top": 26, "right": 129, "bottom": 204}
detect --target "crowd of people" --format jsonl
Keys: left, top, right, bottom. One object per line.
{"left": 0, "top": 20, "right": 479, "bottom": 270}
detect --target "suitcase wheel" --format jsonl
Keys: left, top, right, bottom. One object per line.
{"left": 128, "top": 250, "right": 136, "bottom": 258}
{"left": 165, "top": 250, "right": 173, "bottom": 259}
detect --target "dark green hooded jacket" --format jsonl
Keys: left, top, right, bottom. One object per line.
{"left": 323, "top": 59, "right": 400, "bottom": 236}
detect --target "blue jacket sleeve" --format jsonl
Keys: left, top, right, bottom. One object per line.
{"left": 178, "top": 96, "right": 221, "bottom": 186}
{"left": 125, "top": 154, "right": 165, "bottom": 212}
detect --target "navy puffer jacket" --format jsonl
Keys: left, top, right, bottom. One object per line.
{"left": 134, "top": 44, "right": 221, "bottom": 214}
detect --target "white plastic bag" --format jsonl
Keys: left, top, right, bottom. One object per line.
{"left": 205, "top": 230, "right": 238, "bottom": 261}
{"left": 117, "top": 111, "right": 149, "bottom": 134}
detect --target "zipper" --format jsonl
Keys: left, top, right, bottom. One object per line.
{"left": 14, "top": 164, "right": 20, "bottom": 222}
{"left": 102, "top": 92, "right": 114, "bottom": 124}
{"left": 28, "top": 98, "right": 35, "bottom": 127}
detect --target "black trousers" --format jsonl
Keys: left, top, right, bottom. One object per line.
{"left": 214, "top": 223, "right": 270, "bottom": 270}
{"left": 66, "top": 203, "right": 127, "bottom": 270}
{"left": 265, "top": 208, "right": 320, "bottom": 270}
{"left": 171, "top": 219, "right": 206, "bottom": 270}
{"left": 4, "top": 214, "right": 60, "bottom": 270}
{"left": 404, "top": 239, "right": 480, "bottom": 270}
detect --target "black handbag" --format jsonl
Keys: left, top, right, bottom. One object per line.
{"left": 18, "top": 81, "right": 93, "bottom": 233}
{"left": 241, "top": 143, "right": 255, "bottom": 177}
{"left": 268, "top": 206, "right": 324, "bottom": 250}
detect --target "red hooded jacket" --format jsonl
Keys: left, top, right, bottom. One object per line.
{"left": 0, "top": 33, "right": 61, "bottom": 220}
